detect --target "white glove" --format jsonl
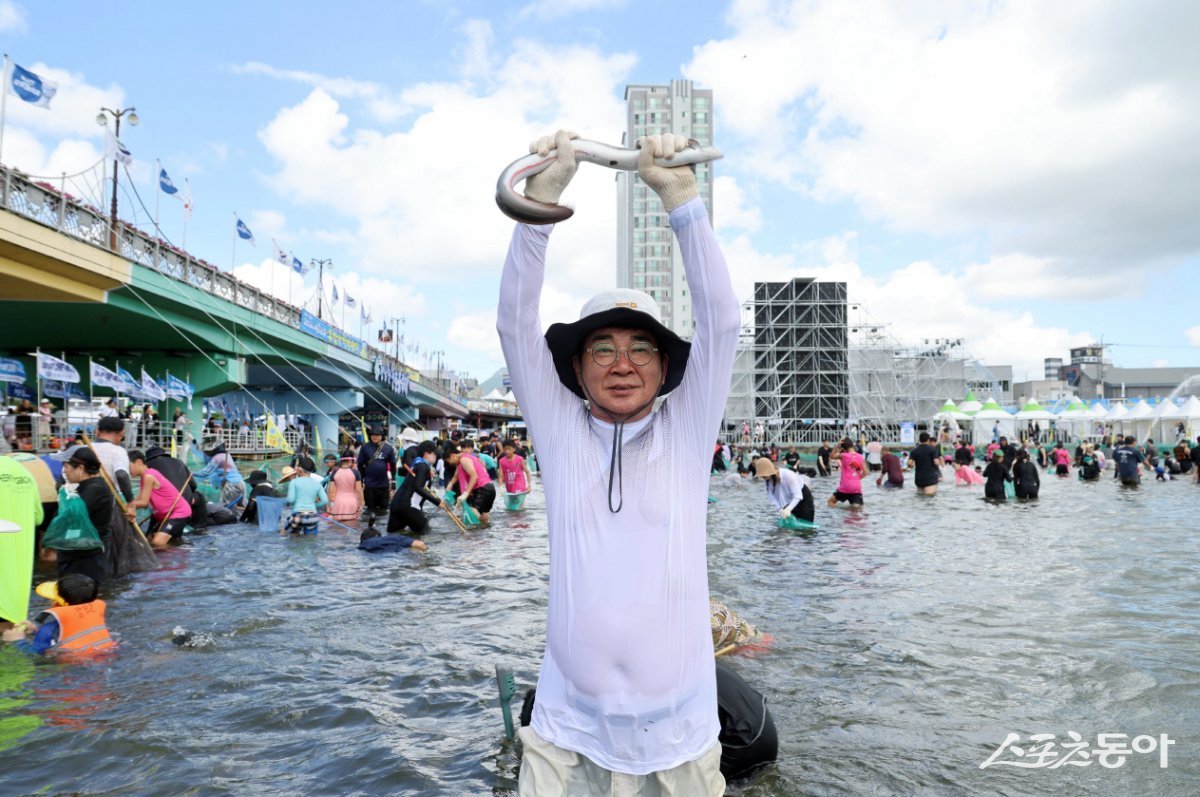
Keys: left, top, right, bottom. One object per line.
{"left": 778, "top": 507, "right": 792, "bottom": 519}
{"left": 524, "top": 129, "right": 579, "bottom": 205}
{"left": 637, "top": 133, "right": 699, "bottom": 211}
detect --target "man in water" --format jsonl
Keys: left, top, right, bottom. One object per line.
{"left": 876, "top": 445, "right": 904, "bottom": 488}
{"left": 1112, "top": 435, "right": 1145, "bottom": 486}
{"left": 497, "top": 130, "right": 737, "bottom": 794}
{"left": 355, "top": 426, "right": 395, "bottom": 517}
{"left": 907, "top": 432, "right": 942, "bottom": 495}
{"left": 816, "top": 440, "right": 833, "bottom": 477}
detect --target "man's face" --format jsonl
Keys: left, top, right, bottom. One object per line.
{"left": 129, "top": 459, "right": 146, "bottom": 477}
{"left": 573, "top": 326, "right": 665, "bottom": 421}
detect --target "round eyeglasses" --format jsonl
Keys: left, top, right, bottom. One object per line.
{"left": 585, "top": 341, "right": 659, "bottom": 367}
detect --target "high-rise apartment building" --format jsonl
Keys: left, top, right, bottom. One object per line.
{"left": 617, "top": 80, "right": 714, "bottom": 338}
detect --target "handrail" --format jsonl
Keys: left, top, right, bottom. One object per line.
{"left": 0, "top": 164, "right": 465, "bottom": 407}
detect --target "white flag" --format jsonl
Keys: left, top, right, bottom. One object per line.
{"left": 104, "top": 128, "right": 133, "bottom": 166}
{"left": 272, "top": 239, "right": 290, "bottom": 266}
{"left": 181, "top": 179, "right": 194, "bottom": 221}
{"left": 37, "top": 352, "right": 80, "bottom": 383}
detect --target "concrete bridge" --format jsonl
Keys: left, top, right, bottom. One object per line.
{"left": 0, "top": 164, "right": 475, "bottom": 450}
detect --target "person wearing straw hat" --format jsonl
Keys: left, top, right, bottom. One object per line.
{"left": 497, "top": 131, "right": 738, "bottom": 794}
{"left": 755, "top": 456, "right": 814, "bottom": 523}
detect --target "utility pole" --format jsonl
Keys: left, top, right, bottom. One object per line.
{"left": 312, "top": 259, "right": 332, "bottom": 319}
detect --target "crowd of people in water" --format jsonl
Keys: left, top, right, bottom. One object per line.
{"left": 713, "top": 430, "right": 1200, "bottom": 523}
{"left": 0, "top": 421, "right": 534, "bottom": 657}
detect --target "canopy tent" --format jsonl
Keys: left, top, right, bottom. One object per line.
{"left": 971, "top": 399, "right": 1016, "bottom": 442}
{"left": 959, "top": 390, "right": 982, "bottom": 414}
{"left": 1015, "top": 401, "right": 1054, "bottom": 421}
{"left": 934, "top": 399, "right": 972, "bottom": 421}
{"left": 483, "top": 388, "right": 507, "bottom": 401}
{"left": 1154, "top": 396, "right": 1200, "bottom": 441}
{"left": 501, "top": 390, "right": 517, "bottom": 403}
{"left": 1056, "top": 397, "right": 1093, "bottom": 439}
{"left": 1121, "top": 399, "right": 1156, "bottom": 442}
{"left": 1104, "top": 402, "right": 1130, "bottom": 434}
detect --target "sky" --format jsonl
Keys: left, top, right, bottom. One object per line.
{"left": 3, "top": 0, "right": 1198, "bottom": 388}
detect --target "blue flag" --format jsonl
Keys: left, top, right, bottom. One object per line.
{"left": 331, "top": 283, "right": 339, "bottom": 303}
{"left": 235, "top": 216, "right": 255, "bottom": 244}
{"left": 159, "top": 167, "right": 178, "bottom": 196}
{"left": 9, "top": 62, "right": 57, "bottom": 108}
{"left": 292, "top": 256, "right": 307, "bottom": 274}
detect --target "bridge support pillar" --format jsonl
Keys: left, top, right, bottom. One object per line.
{"left": 243, "top": 388, "right": 363, "bottom": 455}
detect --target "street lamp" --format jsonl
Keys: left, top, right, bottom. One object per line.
{"left": 434, "top": 350, "right": 444, "bottom": 387}
{"left": 311, "top": 258, "right": 333, "bottom": 319}
{"left": 96, "top": 106, "right": 138, "bottom": 250}
{"left": 386, "top": 316, "right": 405, "bottom": 361}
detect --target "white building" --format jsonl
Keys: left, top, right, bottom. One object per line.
{"left": 616, "top": 80, "right": 714, "bottom": 338}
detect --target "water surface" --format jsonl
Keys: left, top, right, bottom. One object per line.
{"left": 1, "top": 470, "right": 1197, "bottom": 795}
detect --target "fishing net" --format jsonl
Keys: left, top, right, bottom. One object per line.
{"left": 106, "top": 504, "right": 159, "bottom": 577}
{"left": 253, "top": 497, "right": 287, "bottom": 533}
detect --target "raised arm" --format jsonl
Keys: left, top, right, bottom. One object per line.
{"left": 496, "top": 132, "right": 583, "bottom": 454}
{"left": 636, "top": 134, "right": 740, "bottom": 444}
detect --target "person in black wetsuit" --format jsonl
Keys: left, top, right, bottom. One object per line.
{"left": 387, "top": 441, "right": 446, "bottom": 534}
{"left": 983, "top": 450, "right": 1012, "bottom": 501}
{"left": 907, "top": 432, "right": 942, "bottom": 495}
{"left": 1012, "top": 449, "right": 1040, "bottom": 499}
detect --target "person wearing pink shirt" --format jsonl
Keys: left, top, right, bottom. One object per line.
{"left": 497, "top": 439, "right": 532, "bottom": 495}
{"left": 828, "top": 438, "right": 867, "bottom": 506}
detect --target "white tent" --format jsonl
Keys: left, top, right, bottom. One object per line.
{"left": 1122, "top": 399, "right": 1156, "bottom": 442}
{"left": 934, "top": 399, "right": 972, "bottom": 421}
{"left": 959, "top": 390, "right": 983, "bottom": 415}
{"left": 1156, "top": 396, "right": 1200, "bottom": 441}
{"left": 501, "top": 390, "right": 517, "bottom": 404}
{"left": 483, "top": 388, "right": 506, "bottom": 401}
{"left": 1015, "top": 400, "right": 1054, "bottom": 421}
{"left": 1104, "top": 402, "right": 1130, "bottom": 435}
{"left": 1055, "top": 397, "right": 1092, "bottom": 440}
{"left": 971, "top": 398, "right": 1016, "bottom": 442}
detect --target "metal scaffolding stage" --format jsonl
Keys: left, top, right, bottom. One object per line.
{"left": 725, "top": 281, "right": 995, "bottom": 443}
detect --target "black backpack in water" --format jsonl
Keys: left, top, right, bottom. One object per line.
{"left": 517, "top": 661, "right": 778, "bottom": 781}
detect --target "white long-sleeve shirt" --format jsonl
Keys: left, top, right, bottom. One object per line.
{"left": 497, "top": 197, "right": 739, "bottom": 775}
{"left": 765, "top": 468, "right": 809, "bottom": 513}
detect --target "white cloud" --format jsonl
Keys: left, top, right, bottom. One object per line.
{"left": 254, "top": 37, "right": 637, "bottom": 296}
{"left": 232, "top": 259, "right": 428, "bottom": 326}
{"left": 0, "top": 0, "right": 27, "bottom": 33}
{"left": 685, "top": 0, "right": 1200, "bottom": 271}
{"left": 1152, "top": 358, "right": 1169, "bottom": 368}
{"left": 518, "top": 0, "right": 628, "bottom": 20}
{"left": 231, "top": 61, "right": 408, "bottom": 123}
{"left": 712, "top": 175, "right": 761, "bottom": 233}
{"left": 1187, "top": 326, "right": 1200, "bottom": 347}
{"left": 717, "top": 230, "right": 1093, "bottom": 380}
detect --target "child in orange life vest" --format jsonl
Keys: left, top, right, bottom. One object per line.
{"left": 2, "top": 575, "right": 115, "bottom": 655}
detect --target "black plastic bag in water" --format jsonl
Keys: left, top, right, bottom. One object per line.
{"left": 716, "top": 660, "right": 778, "bottom": 780}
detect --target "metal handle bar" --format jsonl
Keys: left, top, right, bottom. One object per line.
{"left": 495, "top": 138, "right": 723, "bottom": 225}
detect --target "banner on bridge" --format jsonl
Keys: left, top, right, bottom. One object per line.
{"left": 299, "top": 310, "right": 369, "bottom": 358}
